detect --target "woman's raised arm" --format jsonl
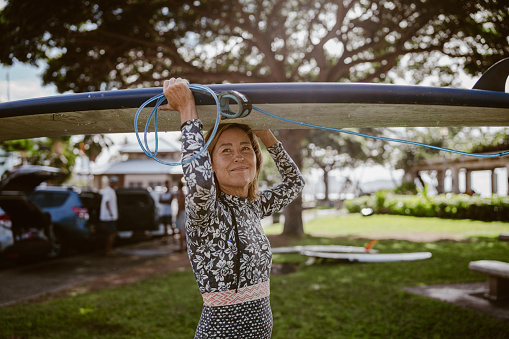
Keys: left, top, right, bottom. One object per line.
{"left": 253, "top": 130, "right": 278, "bottom": 148}
{"left": 160, "top": 78, "right": 198, "bottom": 125}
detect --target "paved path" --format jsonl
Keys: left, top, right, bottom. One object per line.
{"left": 1, "top": 209, "right": 343, "bottom": 307}
{"left": 0, "top": 238, "right": 177, "bottom": 307}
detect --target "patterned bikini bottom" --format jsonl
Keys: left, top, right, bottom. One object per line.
{"left": 195, "top": 296, "right": 273, "bottom": 339}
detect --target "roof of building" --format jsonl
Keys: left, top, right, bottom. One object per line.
{"left": 99, "top": 158, "right": 182, "bottom": 175}
{"left": 119, "top": 136, "right": 181, "bottom": 154}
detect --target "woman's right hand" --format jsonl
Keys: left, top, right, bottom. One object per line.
{"left": 160, "top": 78, "right": 199, "bottom": 124}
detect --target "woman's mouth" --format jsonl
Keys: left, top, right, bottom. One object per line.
{"left": 231, "top": 166, "right": 248, "bottom": 172}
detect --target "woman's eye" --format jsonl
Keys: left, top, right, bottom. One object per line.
{"left": 221, "top": 148, "right": 231, "bottom": 153}
{"left": 242, "top": 146, "right": 252, "bottom": 151}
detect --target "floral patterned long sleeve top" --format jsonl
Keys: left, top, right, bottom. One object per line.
{"left": 181, "top": 119, "right": 305, "bottom": 295}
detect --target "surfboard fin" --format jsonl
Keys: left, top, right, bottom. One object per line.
{"left": 472, "top": 57, "right": 509, "bottom": 92}
{"left": 364, "top": 239, "right": 378, "bottom": 252}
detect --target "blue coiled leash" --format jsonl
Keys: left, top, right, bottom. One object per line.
{"left": 134, "top": 86, "right": 252, "bottom": 166}
{"left": 135, "top": 84, "right": 509, "bottom": 165}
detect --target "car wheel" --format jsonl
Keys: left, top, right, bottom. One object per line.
{"left": 47, "top": 228, "right": 65, "bottom": 259}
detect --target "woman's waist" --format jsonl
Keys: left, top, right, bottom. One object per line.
{"left": 201, "top": 280, "right": 270, "bottom": 307}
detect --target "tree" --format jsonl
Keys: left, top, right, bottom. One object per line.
{"left": 0, "top": 137, "right": 76, "bottom": 179}
{"left": 278, "top": 129, "right": 308, "bottom": 234}
{"left": 303, "top": 127, "right": 389, "bottom": 202}
{"left": 2, "top": 0, "right": 508, "bottom": 234}
{"left": 0, "top": 135, "right": 112, "bottom": 179}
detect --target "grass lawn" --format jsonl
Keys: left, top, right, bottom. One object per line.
{"left": 1, "top": 213, "right": 508, "bottom": 338}
{"left": 264, "top": 212, "right": 509, "bottom": 239}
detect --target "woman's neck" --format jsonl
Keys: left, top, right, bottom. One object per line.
{"left": 219, "top": 185, "right": 248, "bottom": 198}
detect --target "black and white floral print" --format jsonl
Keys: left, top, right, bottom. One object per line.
{"left": 180, "top": 119, "right": 304, "bottom": 338}
{"left": 181, "top": 119, "right": 304, "bottom": 294}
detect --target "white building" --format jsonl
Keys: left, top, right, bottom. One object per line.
{"left": 93, "top": 137, "right": 183, "bottom": 189}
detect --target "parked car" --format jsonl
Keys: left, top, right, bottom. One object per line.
{"left": 31, "top": 186, "right": 160, "bottom": 242}
{"left": 0, "top": 165, "right": 66, "bottom": 260}
{"left": 0, "top": 165, "right": 162, "bottom": 261}
{"left": 0, "top": 207, "right": 14, "bottom": 252}
{"left": 28, "top": 186, "right": 101, "bottom": 255}
{"left": 116, "top": 187, "right": 159, "bottom": 235}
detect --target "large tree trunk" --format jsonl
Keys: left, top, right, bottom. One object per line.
{"left": 322, "top": 167, "right": 329, "bottom": 202}
{"left": 278, "top": 129, "right": 308, "bottom": 236}
{"left": 283, "top": 192, "right": 304, "bottom": 236}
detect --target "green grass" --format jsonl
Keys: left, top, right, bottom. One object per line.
{"left": 1, "top": 214, "right": 508, "bottom": 338}
{"left": 264, "top": 213, "right": 509, "bottom": 239}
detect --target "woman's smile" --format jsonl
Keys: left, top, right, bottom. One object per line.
{"left": 231, "top": 166, "right": 249, "bottom": 171}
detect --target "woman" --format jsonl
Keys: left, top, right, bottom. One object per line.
{"left": 161, "top": 78, "right": 305, "bottom": 338}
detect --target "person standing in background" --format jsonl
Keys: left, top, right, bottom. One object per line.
{"left": 100, "top": 176, "right": 119, "bottom": 256}
{"left": 159, "top": 180, "right": 175, "bottom": 242}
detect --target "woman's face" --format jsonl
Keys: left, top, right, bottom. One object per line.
{"left": 211, "top": 127, "right": 257, "bottom": 197}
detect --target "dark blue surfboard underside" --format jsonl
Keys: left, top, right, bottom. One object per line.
{"left": 0, "top": 83, "right": 508, "bottom": 141}
{"left": 1, "top": 83, "right": 508, "bottom": 118}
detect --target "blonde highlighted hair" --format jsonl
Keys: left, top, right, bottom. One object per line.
{"left": 204, "top": 123, "right": 263, "bottom": 202}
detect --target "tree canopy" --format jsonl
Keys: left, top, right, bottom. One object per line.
{"left": 0, "top": 137, "right": 76, "bottom": 178}
{"left": 2, "top": 0, "right": 508, "bottom": 234}
{"left": 2, "top": 0, "right": 508, "bottom": 92}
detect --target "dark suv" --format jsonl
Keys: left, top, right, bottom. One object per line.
{"left": 116, "top": 188, "right": 159, "bottom": 235}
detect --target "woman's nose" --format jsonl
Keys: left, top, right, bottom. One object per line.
{"left": 233, "top": 151, "right": 244, "bottom": 162}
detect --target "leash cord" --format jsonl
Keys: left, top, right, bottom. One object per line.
{"left": 134, "top": 84, "right": 221, "bottom": 166}
{"left": 251, "top": 107, "right": 509, "bottom": 158}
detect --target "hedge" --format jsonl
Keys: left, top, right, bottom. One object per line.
{"left": 345, "top": 191, "right": 509, "bottom": 222}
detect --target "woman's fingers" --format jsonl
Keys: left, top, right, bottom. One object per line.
{"left": 161, "top": 77, "right": 199, "bottom": 123}
{"left": 161, "top": 78, "right": 192, "bottom": 111}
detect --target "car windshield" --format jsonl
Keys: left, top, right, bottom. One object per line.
{"left": 29, "top": 191, "right": 69, "bottom": 208}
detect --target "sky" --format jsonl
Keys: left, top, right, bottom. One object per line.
{"left": 0, "top": 62, "right": 61, "bottom": 102}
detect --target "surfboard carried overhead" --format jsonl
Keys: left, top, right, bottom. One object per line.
{"left": 1, "top": 79, "right": 508, "bottom": 142}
